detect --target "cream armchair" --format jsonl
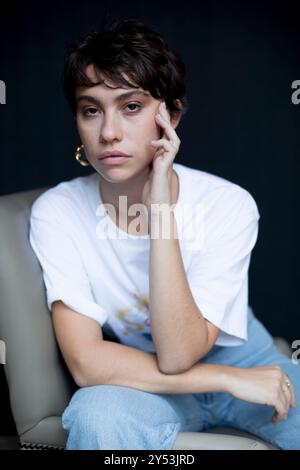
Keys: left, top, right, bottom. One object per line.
{"left": 0, "top": 187, "right": 287, "bottom": 450}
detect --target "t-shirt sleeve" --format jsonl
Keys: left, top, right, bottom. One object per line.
{"left": 186, "top": 188, "right": 260, "bottom": 345}
{"left": 29, "top": 193, "right": 108, "bottom": 325}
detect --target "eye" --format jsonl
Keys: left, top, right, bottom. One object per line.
{"left": 81, "top": 103, "right": 142, "bottom": 117}
{"left": 125, "top": 103, "right": 142, "bottom": 113}
{"left": 82, "top": 107, "right": 99, "bottom": 117}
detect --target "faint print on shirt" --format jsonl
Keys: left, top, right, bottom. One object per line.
{"left": 116, "top": 292, "right": 153, "bottom": 342}
{"left": 95, "top": 196, "right": 205, "bottom": 247}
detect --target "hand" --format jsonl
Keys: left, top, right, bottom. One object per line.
{"left": 141, "top": 101, "right": 181, "bottom": 216}
{"left": 225, "top": 365, "right": 296, "bottom": 424}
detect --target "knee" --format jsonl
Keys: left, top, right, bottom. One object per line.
{"left": 62, "top": 386, "right": 131, "bottom": 449}
{"left": 61, "top": 385, "right": 182, "bottom": 450}
{"left": 62, "top": 385, "right": 153, "bottom": 433}
{"left": 62, "top": 385, "right": 119, "bottom": 429}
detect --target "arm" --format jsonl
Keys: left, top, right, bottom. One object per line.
{"left": 52, "top": 301, "right": 296, "bottom": 423}
{"left": 81, "top": 339, "right": 228, "bottom": 395}
{"left": 52, "top": 300, "right": 227, "bottom": 394}
{"left": 144, "top": 102, "right": 219, "bottom": 374}
{"left": 149, "top": 209, "right": 220, "bottom": 374}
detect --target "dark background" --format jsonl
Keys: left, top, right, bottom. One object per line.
{"left": 0, "top": 0, "right": 299, "bottom": 435}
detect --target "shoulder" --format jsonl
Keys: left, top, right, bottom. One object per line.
{"left": 175, "top": 162, "right": 260, "bottom": 219}
{"left": 31, "top": 172, "right": 97, "bottom": 221}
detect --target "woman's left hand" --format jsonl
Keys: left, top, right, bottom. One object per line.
{"left": 141, "top": 101, "right": 181, "bottom": 215}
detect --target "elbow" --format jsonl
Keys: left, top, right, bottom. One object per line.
{"left": 158, "top": 349, "right": 207, "bottom": 375}
{"left": 72, "top": 352, "right": 108, "bottom": 388}
{"left": 71, "top": 361, "right": 88, "bottom": 388}
{"left": 69, "top": 356, "right": 94, "bottom": 388}
{"left": 73, "top": 365, "right": 100, "bottom": 388}
{"left": 158, "top": 358, "right": 192, "bottom": 375}
{"left": 71, "top": 341, "right": 112, "bottom": 387}
{"left": 74, "top": 373, "right": 86, "bottom": 388}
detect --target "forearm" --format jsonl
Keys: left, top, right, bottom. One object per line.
{"left": 78, "top": 339, "right": 231, "bottom": 395}
{"left": 149, "top": 209, "right": 208, "bottom": 373}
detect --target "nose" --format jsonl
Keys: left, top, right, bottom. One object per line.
{"left": 99, "top": 111, "right": 123, "bottom": 143}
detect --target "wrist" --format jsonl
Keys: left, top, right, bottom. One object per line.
{"left": 150, "top": 202, "right": 174, "bottom": 216}
{"left": 150, "top": 207, "right": 177, "bottom": 240}
{"left": 215, "top": 365, "right": 241, "bottom": 394}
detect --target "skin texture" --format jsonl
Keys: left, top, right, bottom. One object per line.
{"left": 52, "top": 300, "right": 296, "bottom": 424}
{"left": 68, "top": 64, "right": 296, "bottom": 423}
{"left": 75, "top": 64, "right": 220, "bottom": 372}
{"left": 75, "top": 64, "right": 181, "bottom": 231}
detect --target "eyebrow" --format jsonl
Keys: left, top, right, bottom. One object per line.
{"left": 76, "top": 90, "right": 151, "bottom": 106}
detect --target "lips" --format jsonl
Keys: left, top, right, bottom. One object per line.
{"left": 99, "top": 151, "right": 130, "bottom": 160}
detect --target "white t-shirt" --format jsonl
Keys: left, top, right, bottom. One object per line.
{"left": 29, "top": 162, "right": 260, "bottom": 350}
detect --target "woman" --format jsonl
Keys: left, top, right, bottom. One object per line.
{"left": 29, "top": 17, "right": 299, "bottom": 450}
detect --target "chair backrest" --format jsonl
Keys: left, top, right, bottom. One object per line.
{"left": 0, "top": 187, "right": 77, "bottom": 449}
{"left": 0, "top": 187, "right": 287, "bottom": 451}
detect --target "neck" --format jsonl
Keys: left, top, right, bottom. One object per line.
{"left": 98, "top": 165, "right": 152, "bottom": 216}
{"left": 98, "top": 165, "right": 179, "bottom": 222}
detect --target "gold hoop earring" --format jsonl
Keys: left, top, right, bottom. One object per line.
{"left": 75, "top": 144, "right": 90, "bottom": 167}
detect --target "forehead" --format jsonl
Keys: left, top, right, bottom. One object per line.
{"left": 75, "top": 64, "right": 154, "bottom": 105}
{"left": 84, "top": 64, "right": 136, "bottom": 88}
{"left": 75, "top": 64, "right": 144, "bottom": 95}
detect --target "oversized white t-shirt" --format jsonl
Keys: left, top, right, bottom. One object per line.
{"left": 29, "top": 162, "right": 260, "bottom": 351}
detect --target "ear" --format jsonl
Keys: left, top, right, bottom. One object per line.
{"left": 170, "top": 110, "right": 182, "bottom": 130}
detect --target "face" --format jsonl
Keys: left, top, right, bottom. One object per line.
{"left": 75, "top": 64, "right": 176, "bottom": 183}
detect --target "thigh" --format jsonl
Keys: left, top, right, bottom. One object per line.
{"left": 62, "top": 384, "right": 207, "bottom": 449}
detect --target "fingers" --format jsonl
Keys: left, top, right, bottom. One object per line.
{"left": 272, "top": 389, "right": 289, "bottom": 424}
{"left": 151, "top": 138, "right": 177, "bottom": 152}
{"left": 272, "top": 371, "right": 296, "bottom": 424}
{"left": 285, "top": 374, "right": 297, "bottom": 408}
{"left": 154, "top": 102, "right": 180, "bottom": 146}
{"left": 281, "top": 374, "right": 296, "bottom": 410}
{"left": 151, "top": 138, "right": 178, "bottom": 169}
{"left": 290, "top": 381, "right": 297, "bottom": 408}
{"left": 151, "top": 102, "right": 181, "bottom": 174}
{"left": 154, "top": 114, "right": 179, "bottom": 148}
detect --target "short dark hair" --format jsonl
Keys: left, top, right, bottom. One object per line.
{"left": 63, "top": 17, "right": 189, "bottom": 118}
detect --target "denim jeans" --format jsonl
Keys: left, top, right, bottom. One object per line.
{"left": 62, "top": 307, "right": 300, "bottom": 450}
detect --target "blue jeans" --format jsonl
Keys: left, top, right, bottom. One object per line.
{"left": 62, "top": 307, "right": 300, "bottom": 450}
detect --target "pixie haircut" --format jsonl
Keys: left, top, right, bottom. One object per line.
{"left": 63, "top": 17, "right": 189, "bottom": 118}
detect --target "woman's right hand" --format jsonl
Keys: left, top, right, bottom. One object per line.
{"left": 224, "top": 365, "right": 297, "bottom": 424}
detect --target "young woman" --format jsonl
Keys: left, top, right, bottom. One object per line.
{"left": 29, "top": 18, "right": 299, "bottom": 450}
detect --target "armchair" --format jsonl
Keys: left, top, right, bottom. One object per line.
{"left": 0, "top": 187, "right": 287, "bottom": 450}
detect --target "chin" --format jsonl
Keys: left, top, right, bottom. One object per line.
{"left": 97, "top": 167, "right": 137, "bottom": 183}
{"left": 98, "top": 163, "right": 150, "bottom": 181}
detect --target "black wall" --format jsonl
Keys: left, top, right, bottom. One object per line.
{"left": 0, "top": 1, "right": 299, "bottom": 429}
